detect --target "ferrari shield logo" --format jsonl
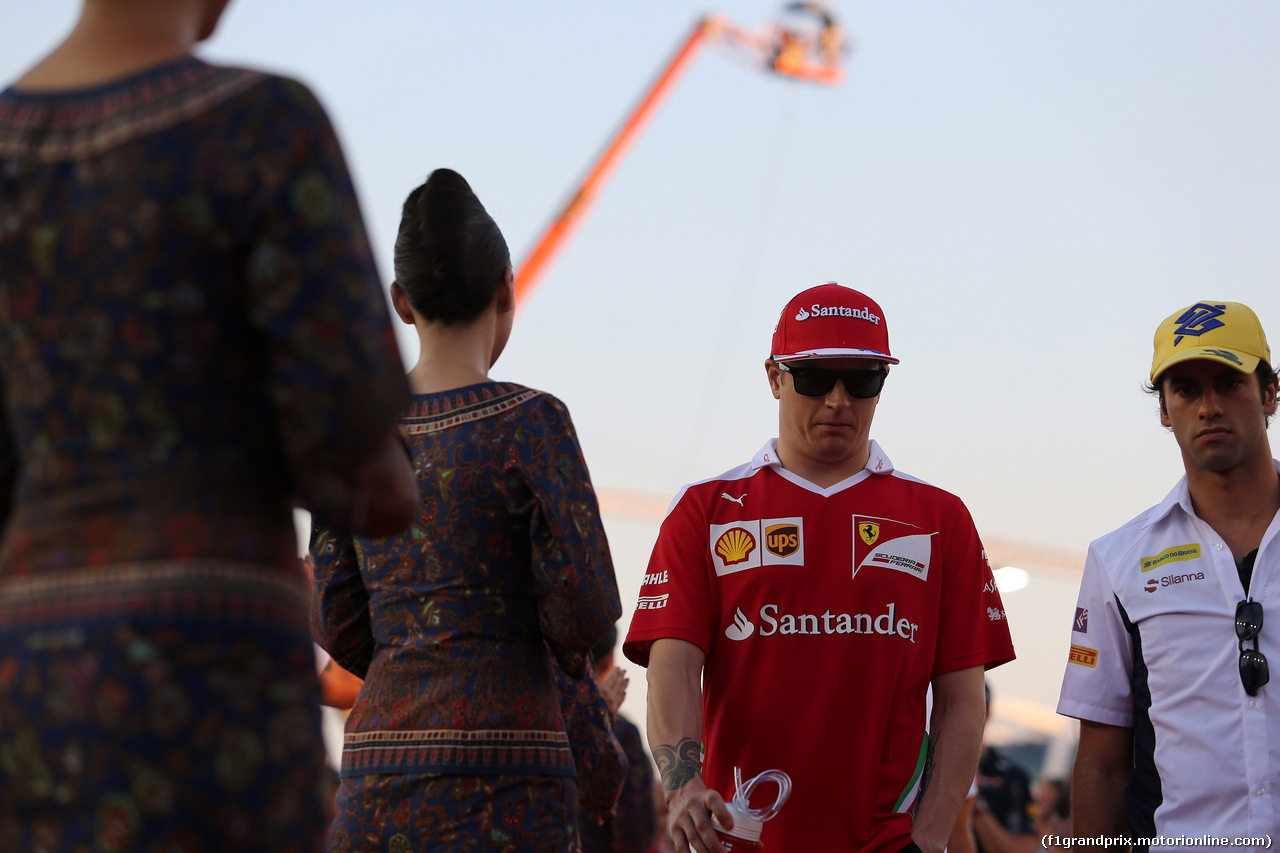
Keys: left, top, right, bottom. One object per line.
{"left": 858, "top": 522, "right": 880, "bottom": 547}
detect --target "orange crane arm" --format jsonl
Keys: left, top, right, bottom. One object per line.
{"left": 514, "top": 17, "right": 712, "bottom": 308}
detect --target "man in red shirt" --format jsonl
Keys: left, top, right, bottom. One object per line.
{"left": 625, "top": 283, "right": 1014, "bottom": 853}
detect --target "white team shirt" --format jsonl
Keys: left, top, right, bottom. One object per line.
{"left": 1057, "top": 462, "right": 1280, "bottom": 850}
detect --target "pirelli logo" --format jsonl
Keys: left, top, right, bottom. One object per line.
{"left": 1068, "top": 644, "right": 1098, "bottom": 668}
{"left": 1141, "top": 543, "right": 1200, "bottom": 573}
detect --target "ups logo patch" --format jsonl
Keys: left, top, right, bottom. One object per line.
{"left": 765, "top": 523, "right": 800, "bottom": 557}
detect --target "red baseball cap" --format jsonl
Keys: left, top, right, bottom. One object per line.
{"left": 770, "top": 282, "right": 897, "bottom": 364}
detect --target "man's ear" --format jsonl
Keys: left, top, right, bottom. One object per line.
{"left": 1265, "top": 373, "right": 1279, "bottom": 416}
{"left": 390, "top": 282, "right": 416, "bottom": 325}
{"left": 766, "top": 359, "right": 783, "bottom": 400}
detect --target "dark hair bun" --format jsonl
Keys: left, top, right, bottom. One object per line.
{"left": 393, "top": 168, "right": 510, "bottom": 325}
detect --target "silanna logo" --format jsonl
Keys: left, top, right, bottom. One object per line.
{"left": 1144, "top": 570, "right": 1206, "bottom": 593}
{"left": 794, "top": 304, "right": 881, "bottom": 324}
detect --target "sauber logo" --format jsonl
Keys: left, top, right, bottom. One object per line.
{"left": 858, "top": 522, "right": 880, "bottom": 547}
{"left": 765, "top": 524, "right": 800, "bottom": 557}
{"left": 715, "top": 529, "right": 756, "bottom": 566}
{"left": 1068, "top": 644, "right": 1098, "bottom": 668}
{"left": 724, "top": 602, "right": 920, "bottom": 643}
{"left": 637, "top": 594, "right": 669, "bottom": 610}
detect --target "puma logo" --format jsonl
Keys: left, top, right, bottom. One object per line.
{"left": 721, "top": 493, "right": 746, "bottom": 506}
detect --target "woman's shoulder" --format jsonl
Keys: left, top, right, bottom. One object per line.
{"left": 0, "top": 57, "right": 329, "bottom": 161}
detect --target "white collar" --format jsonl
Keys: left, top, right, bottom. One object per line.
{"left": 749, "top": 438, "right": 895, "bottom": 496}
{"left": 1144, "top": 458, "right": 1280, "bottom": 529}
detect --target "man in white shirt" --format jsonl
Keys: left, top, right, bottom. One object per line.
{"left": 1058, "top": 301, "right": 1279, "bottom": 851}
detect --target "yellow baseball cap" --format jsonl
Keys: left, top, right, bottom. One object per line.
{"left": 1151, "top": 301, "right": 1271, "bottom": 382}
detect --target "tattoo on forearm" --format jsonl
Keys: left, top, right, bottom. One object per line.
{"left": 653, "top": 737, "right": 702, "bottom": 792}
{"left": 919, "top": 735, "right": 936, "bottom": 800}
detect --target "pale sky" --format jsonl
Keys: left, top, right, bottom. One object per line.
{"left": 7, "top": 1, "right": 1280, "bottom": 732}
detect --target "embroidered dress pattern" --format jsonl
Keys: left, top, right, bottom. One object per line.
{"left": 0, "top": 56, "right": 409, "bottom": 853}
{"left": 313, "top": 381, "right": 621, "bottom": 848}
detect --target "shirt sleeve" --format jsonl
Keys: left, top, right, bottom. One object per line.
{"left": 933, "top": 497, "right": 1016, "bottom": 676}
{"left": 622, "top": 485, "right": 714, "bottom": 667}
{"left": 1056, "top": 542, "right": 1135, "bottom": 727}
{"left": 555, "top": 656, "right": 626, "bottom": 815}
{"left": 513, "top": 394, "right": 621, "bottom": 679}
{"left": 242, "top": 78, "right": 409, "bottom": 530}
{"left": 309, "top": 520, "right": 374, "bottom": 679}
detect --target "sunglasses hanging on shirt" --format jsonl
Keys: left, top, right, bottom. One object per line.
{"left": 1236, "top": 598, "right": 1269, "bottom": 697}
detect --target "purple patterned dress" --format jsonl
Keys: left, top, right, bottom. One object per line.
{"left": 312, "top": 382, "right": 621, "bottom": 852}
{"left": 0, "top": 58, "right": 409, "bottom": 852}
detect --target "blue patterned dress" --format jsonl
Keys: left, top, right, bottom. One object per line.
{"left": 0, "top": 58, "right": 409, "bottom": 852}
{"left": 312, "top": 381, "right": 622, "bottom": 852}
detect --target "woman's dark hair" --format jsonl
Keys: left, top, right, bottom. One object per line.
{"left": 393, "top": 169, "right": 510, "bottom": 325}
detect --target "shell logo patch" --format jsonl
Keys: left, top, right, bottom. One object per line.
{"left": 765, "top": 523, "right": 800, "bottom": 557}
{"left": 710, "top": 517, "right": 805, "bottom": 576}
{"left": 858, "top": 522, "right": 880, "bottom": 547}
{"left": 715, "top": 528, "right": 756, "bottom": 566}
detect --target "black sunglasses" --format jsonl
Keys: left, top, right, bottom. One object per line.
{"left": 777, "top": 362, "right": 887, "bottom": 399}
{"left": 1236, "top": 598, "right": 1270, "bottom": 697}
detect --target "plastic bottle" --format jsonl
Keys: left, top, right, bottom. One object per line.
{"left": 710, "top": 767, "right": 791, "bottom": 852}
